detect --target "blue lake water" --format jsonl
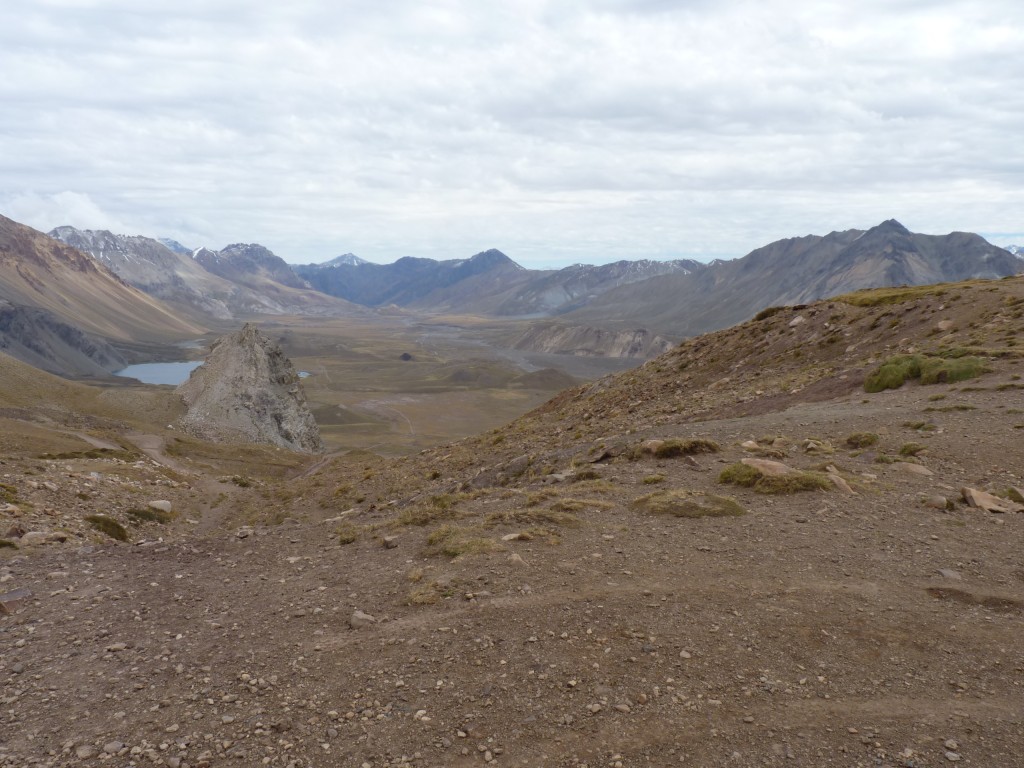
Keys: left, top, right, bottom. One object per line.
{"left": 114, "top": 361, "right": 203, "bottom": 385}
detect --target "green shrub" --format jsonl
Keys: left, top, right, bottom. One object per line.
{"left": 865, "top": 354, "right": 987, "bottom": 392}
{"left": 85, "top": 515, "right": 129, "bottom": 542}
{"left": 718, "top": 463, "right": 830, "bottom": 494}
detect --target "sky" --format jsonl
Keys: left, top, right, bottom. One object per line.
{"left": 1, "top": 0, "right": 1022, "bottom": 268}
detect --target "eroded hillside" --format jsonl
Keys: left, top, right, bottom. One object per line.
{"left": 2, "top": 277, "right": 1024, "bottom": 767}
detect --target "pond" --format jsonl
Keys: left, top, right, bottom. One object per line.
{"left": 114, "top": 361, "right": 203, "bottom": 385}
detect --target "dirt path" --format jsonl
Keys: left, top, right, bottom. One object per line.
{"left": 122, "top": 431, "right": 241, "bottom": 533}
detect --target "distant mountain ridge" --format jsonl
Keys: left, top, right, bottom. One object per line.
{"left": 295, "top": 249, "right": 524, "bottom": 307}
{"left": 564, "top": 219, "right": 1022, "bottom": 337}
{"left": 295, "top": 250, "right": 701, "bottom": 317}
{"left": 49, "top": 227, "right": 365, "bottom": 321}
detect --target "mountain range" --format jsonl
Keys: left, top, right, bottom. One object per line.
{"left": 0, "top": 214, "right": 1018, "bottom": 378}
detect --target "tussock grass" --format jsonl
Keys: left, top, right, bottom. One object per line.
{"left": 632, "top": 489, "right": 746, "bottom": 518}
{"left": 426, "top": 525, "right": 504, "bottom": 558}
{"left": 549, "top": 497, "right": 614, "bottom": 513}
{"left": 38, "top": 448, "right": 139, "bottom": 462}
{"left": 485, "top": 508, "right": 581, "bottom": 528}
{"left": 718, "top": 463, "right": 830, "bottom": 494}
{"left": 903, "top": 420, "right": 937, "bottom": 431}
{"left": 569, "top": 479, "right": 617, "bottom": 494}
{"left": 899, "top": 442, "right": 926, "bottom": 457}
{"left": 652, "top": 438, "right": 720, "bottom": 458}
{"left": 845, "top": 432, "right": 879, "bottom": 448}
{"left": 407, "top": 581, "right": 443, "bottom": 605}
{"left": 126, "top": 507, "right": 176, "bottom": 524}
{"left": 643, "top": 475, "right": 666, "bottom": 484}
{"left": 85, "top": 515, "right": 129, "bottom": 542}
{"left": 526, "top": 489, "right": 560, "bottom": 506}
{"left": 398, "top": 493, "right": 474, "bottom": 526}
{"left": 0, "top": 483, "right": 18, "bottom": 503}
{"left": 568, "top": 468, "right": 601, "bottom": 482}
{"left": 336, "top": 522, "right": 359, "bottom": 544}
{"left": 753, "top": 305, "right": 788, "bottom": 322}
{"left": 0, "top": 539, "right": 17, "bottom": 549}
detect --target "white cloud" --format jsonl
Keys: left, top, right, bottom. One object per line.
{"left": 0, "top": 0, "right": 1022, "bottom": 266}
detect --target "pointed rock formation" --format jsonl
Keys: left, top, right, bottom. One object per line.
{"left": 176, "top": 324, "right": 322, "bottom": 453}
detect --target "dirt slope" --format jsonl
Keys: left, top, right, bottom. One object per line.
{"left": 2, "top": 277, "right": 1024, "bottom": 767}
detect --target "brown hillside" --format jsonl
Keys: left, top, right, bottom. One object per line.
{"left": 0, "top": 214, "right": 202, "bottom": 342}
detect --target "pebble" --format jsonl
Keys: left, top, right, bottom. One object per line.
{"left": 75, "top": 745, "right": 97, "bottom": 759}
{"left": 103, "top": 741, "right": 124, "bottom": 755}
{"left": 945, "top": 751, "right": 962, "bottom": 762}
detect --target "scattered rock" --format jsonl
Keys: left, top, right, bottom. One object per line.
{"left": 895, "top": 462, "right": 933, "bottom": 476}
{"left": 803, "top": 439, "right": 832, "bottom": 454}
{"left": 349, "top": 610, "right": 377, "bottom": 630}
{"left": 962, "top": 487, "right": 1023, "bottom": 514}
{"left": 936, "top": 319, "right": 955, "bottom": 332}
{"left": 740, "top": 458, "right": 793, "bottom": 476}
{"left": 0, "top": 587, "right": 33, "bottom": 616}
{"left": 148, "top": 499, "right": 173, "bottom": 513}
{"left": 924, "top": 495, "right": 950, "bottom": 510}
{"left": 381, "top": 535, "right": 399, "bottom": 549}
{"left": 827, "top": 474, "right": 855, "bottom": 494}
{"left": 937, "top": 569, "right": 962, "bottom": 581}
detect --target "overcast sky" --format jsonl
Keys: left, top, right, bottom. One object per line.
{"left": 1, "top": 0, "right": 1022, "bottom": 267}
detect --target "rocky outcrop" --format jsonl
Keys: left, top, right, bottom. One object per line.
{"left": 176, "top": 324, "right": 322, "bottom": 453}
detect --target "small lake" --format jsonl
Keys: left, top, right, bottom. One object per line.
{"left": 114, "top": 361, "right": 203, "bottom": 385}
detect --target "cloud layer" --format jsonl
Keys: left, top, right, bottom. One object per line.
{"left": 2, "top": 0, "right": 1022, "bottom": 266}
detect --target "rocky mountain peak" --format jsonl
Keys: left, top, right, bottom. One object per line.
{"left": 176, "top": 323, "right": 322, "bottom": 453}
{"left": 873, "top": 218, "right": 912, "bottom": 236}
